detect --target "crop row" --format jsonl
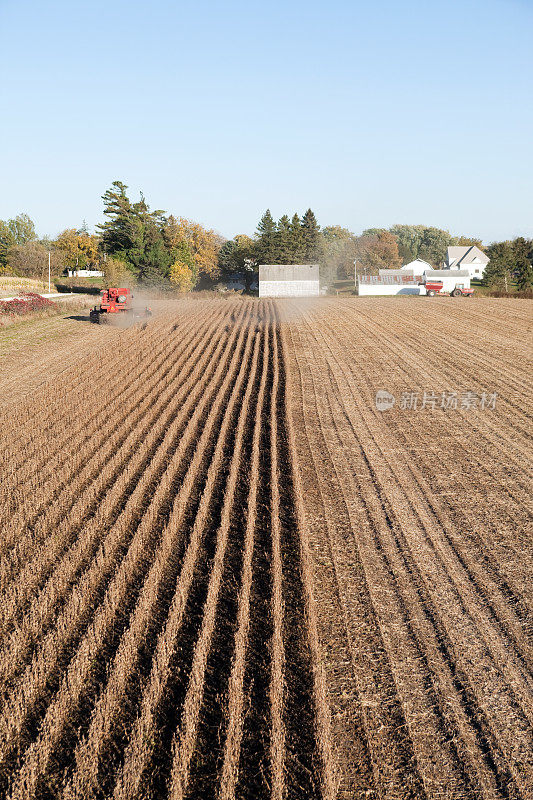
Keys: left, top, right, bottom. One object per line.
{"left": 0, "top": 298, "right": 333, "bottom": 799}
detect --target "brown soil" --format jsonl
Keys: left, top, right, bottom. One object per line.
{"left": 282, "top": 296, "right": 533, "bottom": 800}
{"left": 0, "top": 295, "right": 530, "bottom": 800}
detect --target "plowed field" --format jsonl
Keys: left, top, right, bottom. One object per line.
{"left": 0, "top": 295, "right": 531, "bottom": 800}
{"left": 284, "top": 297, "right": 533, "bottom": 800}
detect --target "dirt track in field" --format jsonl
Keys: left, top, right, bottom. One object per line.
{"left": 0, "top": 295, "right": 531, "bottom": 799}
{"left": 283, "top": 296, "right": 533, "bottom": 800}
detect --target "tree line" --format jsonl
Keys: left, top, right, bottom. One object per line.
{"left": 0, "top": 182, "right": 223, "bottom": 292}
{"left": 484, "top": 238, "right": 533, "bottom": 291}
{"left": 220, "top": 215, "right": 533, "bottom": 289}
{"left": 1, "top": 182, "right": 532, "bottom": 291}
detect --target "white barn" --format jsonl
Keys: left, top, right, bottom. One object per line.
{"left": 358, "top": 272, "right": 422, "bottom": 296}
{"left": 400, "top": 258, "right": 432, "bottom": 274}
{"left": 259, "top": 264, "right": 320, "bottom": 297}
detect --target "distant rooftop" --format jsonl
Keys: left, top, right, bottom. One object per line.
{"left": 426, "top": 269, "right": 470, "bottom": 277}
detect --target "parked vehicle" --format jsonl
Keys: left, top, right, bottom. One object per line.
{"left": 421, "top": 280, "right": 474, "bottom": 298}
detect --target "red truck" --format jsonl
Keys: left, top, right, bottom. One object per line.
{"left": 89, "top": 288, "right": 152, "bottom": 323}
{"left": 423, "top": 280, "right": 474, "bottom": 297}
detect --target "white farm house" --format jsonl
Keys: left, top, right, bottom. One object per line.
{"left": 444, "top": 246, "right": 489, "bottom": 278}
{"left": 258, "top": 264, "right": 320, "bottom": 297}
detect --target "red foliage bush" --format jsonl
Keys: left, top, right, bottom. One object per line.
{"left": 0, "top": 292, "right": 55, "bottom": 317}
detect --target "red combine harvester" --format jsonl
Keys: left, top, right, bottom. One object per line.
{"left": 89, "top": 288, "right": 152, "bottom": 324}
{"left": 423, "top": 280, "right": 474, "bottom": 298}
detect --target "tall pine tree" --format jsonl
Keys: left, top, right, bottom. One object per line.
{"left": 253, "top": 208, "right": 322, "bottom": 266}
{"left": 301, "top": 208, "right": 321, "bottom": 262}
{"left": 276, "top": 215, "right": 293, "bottom": 264}
{"left": 290, "top": 213, "right": 304, "bottom": 262}
{"left": 98, "top": 181, "right": 134, "bottom": 255}
{"left": 98, "top": 181, "right": 175, "bottom": 284}
{"left": 255, "top": 209, "right": 278, "bottom": 263}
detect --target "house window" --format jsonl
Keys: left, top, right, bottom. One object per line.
{"left": 475, "top": 269, "right": 480, "bottom": 274}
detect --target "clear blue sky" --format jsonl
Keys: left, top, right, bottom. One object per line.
{"left": 0, "top": 0, "right": 531, "bottom": 243}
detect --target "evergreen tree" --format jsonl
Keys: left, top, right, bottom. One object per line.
{"left": 301, "top": 208, "right": 321, "bottom": 262}
{"left": 98, "top": 181, "right": 134, "bottom": 255}
{"left": 514, "top": 237, "right": 533, "bottom": 291}
{"left": 98, "top": 181, "right": 173, "bottom": 284}
{"left": 290, "top": 213, "right": 304, "bottom": 262}
{"left": 255, "top": 209, "right": 278, "bottom": 263}
{"left": 276, "top": 215, "right": 292, "bottom": 264}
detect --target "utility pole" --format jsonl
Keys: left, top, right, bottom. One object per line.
{"left": 48, "top": 251, "right": 51, "bottom": 293}
{"left": 353, "top": 259, "right": 357, "bottom": 288}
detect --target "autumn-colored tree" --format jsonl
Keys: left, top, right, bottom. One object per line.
{"left": 102, "top": 256, "right": 132, "bottom": 287}
{"left": 168, "top": 239, "right": 197, "bottom": 293}
{"left": 55, "top": 228, "right": 100, "bottom": 270}
{"left": 165, "top": 216, "right": 222, "bottom": 280}
{"left": 454, "top": 236, "right": 484, "bottom": 250}
{"left": 169, "top": 260, "right": 195, "bottom": 292}
{"left": 354, "top": 230, "right": 401, "bottom": 273}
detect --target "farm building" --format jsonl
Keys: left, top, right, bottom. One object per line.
{"left": 379, "top": 267, "right": 424, "bottom": 282}
{"left": 358, "top": 272, "right": 422, "bottom": 296}
{"left": 258, "top": 264, "right": 320, "bottom": 297}
{"left": 400, "top": 258, "right": 432, "bottom": 274}
{"left": 66, "top": 269, "right": 104, "bottom": 277}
